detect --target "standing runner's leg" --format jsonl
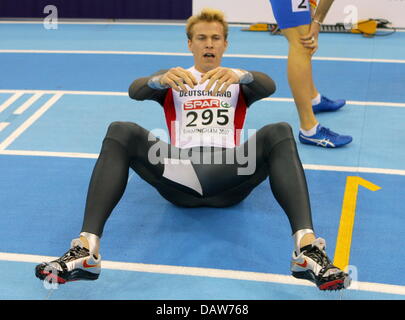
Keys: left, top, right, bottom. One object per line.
{"left": 269, "top": 0, "right": 352, "bottom": 148}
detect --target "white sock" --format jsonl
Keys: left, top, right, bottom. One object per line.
{"left": 293, "top": 229, "right": 315, "bottom": 255}
{"left": 80, "top": 232, "right": 101, "bottom": 257}
{"left": 300, "top": 123, "right": 319, "bottom": 137}
{"left": 311, "top": 93, "right": 321, "bottom": 105}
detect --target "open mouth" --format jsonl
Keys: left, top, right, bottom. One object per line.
{"left": 203, "top": 53, "right": 215, "bottom": 58}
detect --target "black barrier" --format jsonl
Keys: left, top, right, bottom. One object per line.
{"left": 0, "top": 0, "right": 192, "bottom": 19}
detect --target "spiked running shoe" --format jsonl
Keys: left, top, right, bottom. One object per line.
{"left": 291, "top": 238, "right": 351, "bottom": 291}
{"left": 298, "top": 124, "right": 352, "bottom": 148}
{"left": 313, "top": 96, "right": 346, "bottom": 114}
{"left": 35, "top": 240, "right": 101, "bottom": 284}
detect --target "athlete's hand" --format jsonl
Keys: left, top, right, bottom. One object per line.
{"left": 160, "top": 67, "right": 198, "bottom": 92}
{"left": 300, "top": 21, "right": 320, "bottom": 55}
{"left": 200, "top": 67, "right": 241, "bottom": 95}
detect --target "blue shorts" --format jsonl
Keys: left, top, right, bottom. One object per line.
{"left": 269, "top": 0, "right": 311, "bottom": 29}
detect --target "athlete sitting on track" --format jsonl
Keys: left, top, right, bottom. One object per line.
{"left": 35, "top": 8, "right": 350, "bottom": 291}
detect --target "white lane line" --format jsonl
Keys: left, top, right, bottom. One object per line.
{"left": 346, "top": 100, "right": 405, "bottom": 108}
{"left": 0, "top": 89, "right": 127, "bottom": 96}
{"left": 225, "top": 53, "right": 405, "bottom": 64}
{"left": 262, "top": 97, "right": 405, "bottom": 108}
{"left": 303, "top": 164, "right": 405, "bottom": 176}
{"left": 1, "top": 49, "right": 405, "bottom": 64}
{"left": 263, "top": 97, "right": 405, "bottom": 108}
{"left": 0, "top": 92, "right": 24, "bottom": 113}
{"left": 0, "top": 149, "right": 404, "bottom": 177}
{"left": 0, "top": 149, "right": 98, "bottom": 158}
{"left": 0, "top": 122, "right": 10, "bottom": 131}
{"left": 0, "top": 94, "right": 63, "bottom": 150}
{"left": 0, "top": 49, "right": 192, "bottom": 56}
{"left": 13, "top": 92, "right": 43, "bottom": 115}
{"left": 1, "top": 89, "right": 404, "bottom": 108}
{"left": 0, "top": 251, "right": 404, "bottom": 296}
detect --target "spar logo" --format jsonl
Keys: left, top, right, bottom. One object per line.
{"left": 183, "top": 99, "right": 231, "bottom": 110}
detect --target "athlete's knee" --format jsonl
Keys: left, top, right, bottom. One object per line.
{"left": 105, "top": 121, "right": 143, "bottom": 147}
{"left": 274, "top": 122, "right": 294, "bottom": 137}
{"left": 282, "top": 26, "right": 313, "bottom": 58}
{"left": 260, "top": 122, "right": 294, "bottom": 145}
{"left": 290, "top": 43, "right": 312, "bottom": 60}
{"left": 263, "top": 122, "right": 293, "bottom": 134}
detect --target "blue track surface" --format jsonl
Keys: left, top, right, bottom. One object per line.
{"left": 0, "top": 22, "right": 404, "bottom": 300}
{"left": 1, "top": 53, "right": 405, "bottom": 103}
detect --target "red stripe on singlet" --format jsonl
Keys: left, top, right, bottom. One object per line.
{"left": 234, "top": 90, "right": 247, "bottom": 146}
{"left": 163, "top": 88, "right": 177, "bottom": 145}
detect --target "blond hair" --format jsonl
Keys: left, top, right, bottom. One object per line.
{"left": 186, "top": 8, "right": 228, "bottom": 40}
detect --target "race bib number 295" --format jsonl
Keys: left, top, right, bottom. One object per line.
{"left": 291, "top": 0, "right": 309, "bottom": 12}
{"left": 183, "top": 99, "right": 231, "bottom": 128}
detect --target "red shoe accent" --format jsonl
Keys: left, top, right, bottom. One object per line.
{"left": 40, "top": 270, "right": 66, "bottom": 284}
{"left": 83, "top": 259, "right": 98, "bottom": 269}
{"left": 319, "top": 279, "right": 344, "bottom": 290}
{"left": 295, "top": 260, "right": 308, "bottom": 268}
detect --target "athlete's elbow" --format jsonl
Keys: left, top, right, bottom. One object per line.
{"left": 129, "top": 90, "right": 144, "bottom": 101}
{"left": 251, "top": 72, "right": 276, "bottom": 98}
{"left": 128, "top": 82, "right": 137, "bottom": 100}
{"left": 128, "top": 82, "right": 145, "bottom": 101}
{"left": 264, "top": 77, "right": 276, "bottom": 97}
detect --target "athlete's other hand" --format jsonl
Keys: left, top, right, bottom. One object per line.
{"left": 160, "top": 67, "right": 198, "bottom": 92}
{"left": 300, "top": 21, "right": 320, "bottom": 55}
{"left": 200, "top": 67, "right": 241, "bottom": 95}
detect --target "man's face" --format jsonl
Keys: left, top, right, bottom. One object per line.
{"left": 188, "top": 21, "right": 228, "bottom": 73}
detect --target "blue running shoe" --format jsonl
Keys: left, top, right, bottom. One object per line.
{"left": 298, "top": 125, "right": 352, "bottom": 148}
{"left": 313, "top": 96, "right": 346, "bottom": 114}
